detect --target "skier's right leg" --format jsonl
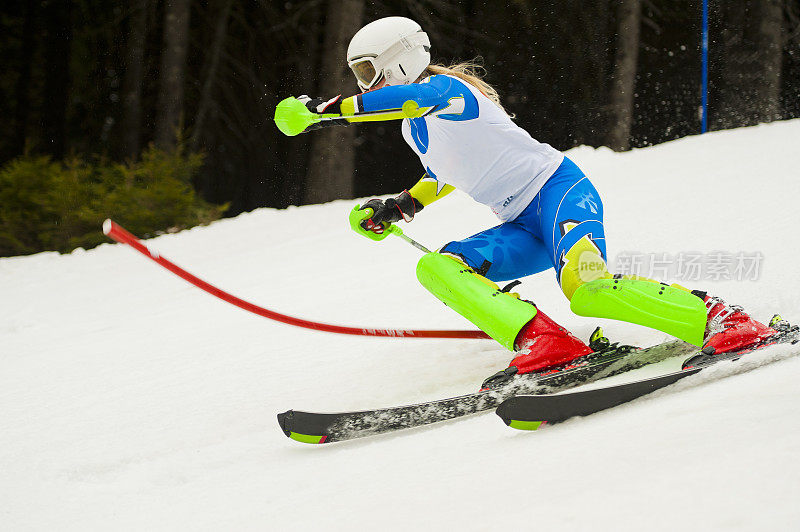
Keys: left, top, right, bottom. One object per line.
{"left": 417, "top": 223, "right": 592, "bottom": 374}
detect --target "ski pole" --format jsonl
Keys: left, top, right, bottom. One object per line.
{"left": 274, "top": 97, "right": 426, "bottom": 136}
{"left": 388, "top": 225, "right": 432, "bottom": 254}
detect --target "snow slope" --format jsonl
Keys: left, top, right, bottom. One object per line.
{"left": 2, "top": 120, "right": 799, "bottom": 531}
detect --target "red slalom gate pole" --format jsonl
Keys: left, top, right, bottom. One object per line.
{"left": 102, "top": 219, "right": 491, "bottom": 340}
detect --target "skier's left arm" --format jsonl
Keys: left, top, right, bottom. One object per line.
{"left": 349, "top": 172, "right": 455, "bottom": 241}
{"left": 350, "top": 189, "right": 423, "bottom": 241}
{"left": 408, "top": 173, "right": 455, "bottom": 207}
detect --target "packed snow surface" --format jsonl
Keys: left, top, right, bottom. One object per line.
{"left": 2, "top": 121, "right": 800, "bottom": 530}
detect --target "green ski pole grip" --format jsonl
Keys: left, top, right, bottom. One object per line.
{"left": 274, "top": 96, "right": 321, "bottom": 136}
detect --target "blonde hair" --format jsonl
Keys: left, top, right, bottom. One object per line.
{"left": 424, "top": 60, "right": 511, "bottom": 115}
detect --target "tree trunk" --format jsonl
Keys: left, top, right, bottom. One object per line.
{"left": 122, "top": 0, "right": 149, "bottom": 159}
{"left": 12, "top": 0, "right": 36, "bottom": 157}
{"left": 280, "top": 2, "right": 322, "bottom": 207}
{"left": 303, "top": 0, "right": 365, "bottom": 205}
{"left": 41, "top": 0, "right": 72, "bottom": 158}
{"left": 190, "top": 0, "right": 233, "bottom": 151}
{"left": 607, "top": 0, "right": 641, "bottom": 152}
{"left": 714, "top": 0, "right": 784, "bottom": 128}
{"left": 155, "top": 0, "right": 191, "bottom": 150}
{"left": 10, "top": 0, "right": 38, "bottom": 160}
{"left": 755, "top": 0, "right": 784, "bottom": 122}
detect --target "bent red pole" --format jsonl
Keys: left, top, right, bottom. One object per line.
{"left": 102, "top": 219, "right": 490, "bottom": 340}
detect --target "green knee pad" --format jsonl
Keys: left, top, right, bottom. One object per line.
{"left": 416, "top": 253, "right": 537, "bottom": 350}
{"left": 570, "top": 278, "right": 706, "bottom": 346}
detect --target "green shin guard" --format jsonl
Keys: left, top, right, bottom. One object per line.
{"left": 570, "top": 278, "right": 706, "bottom": 346}
{"left": 416, "top": 253, "right": 537, "bottom": 350}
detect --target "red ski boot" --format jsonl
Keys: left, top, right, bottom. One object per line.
{"left": 481, "top": 308, "right": 592, "bottom": 389}
{"left": 694, "top": 290, "right": 776, "bottom": 354}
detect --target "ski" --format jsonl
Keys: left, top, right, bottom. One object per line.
{"left": 496, "top": 323, "right": 800, "bottom": 430}
{"left": 277, "top": 339, "right": 698, "bottom": 444}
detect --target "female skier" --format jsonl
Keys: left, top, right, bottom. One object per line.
{"left": 293, "top": 16, "right": 776, "bottom": 386}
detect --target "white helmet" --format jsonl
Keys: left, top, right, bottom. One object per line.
{"left": 347, "top": 17, "right": 431, "bottom": 92}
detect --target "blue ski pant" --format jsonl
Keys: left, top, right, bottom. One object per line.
{"left": 440, "top": 157, "right": 607, "bottom": 290}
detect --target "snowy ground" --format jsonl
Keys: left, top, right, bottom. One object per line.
{"left": 2, "top": 120, "right": 799, "bottom": 530}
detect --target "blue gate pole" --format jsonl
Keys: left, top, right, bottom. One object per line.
{"left": 701, "top": 0, "right": 709, "bottom": 133}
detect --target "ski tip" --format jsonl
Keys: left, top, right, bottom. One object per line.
{"left": 276, "top": 410, "right": 293, "bottom": 437}
{"left": 494, "top": 398, "right": 515, "bottom": 425}
{"left": 276, "top": 410, "right": 329, "bottom": 444}
{"left": 102, "top": 219, "right": 113, "bottom": 236}
{"left": 505, "top": 419, "right": 546, "bottom": 431}
{"left": 495, "top": 399, "right": 546, "bottom": 431}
